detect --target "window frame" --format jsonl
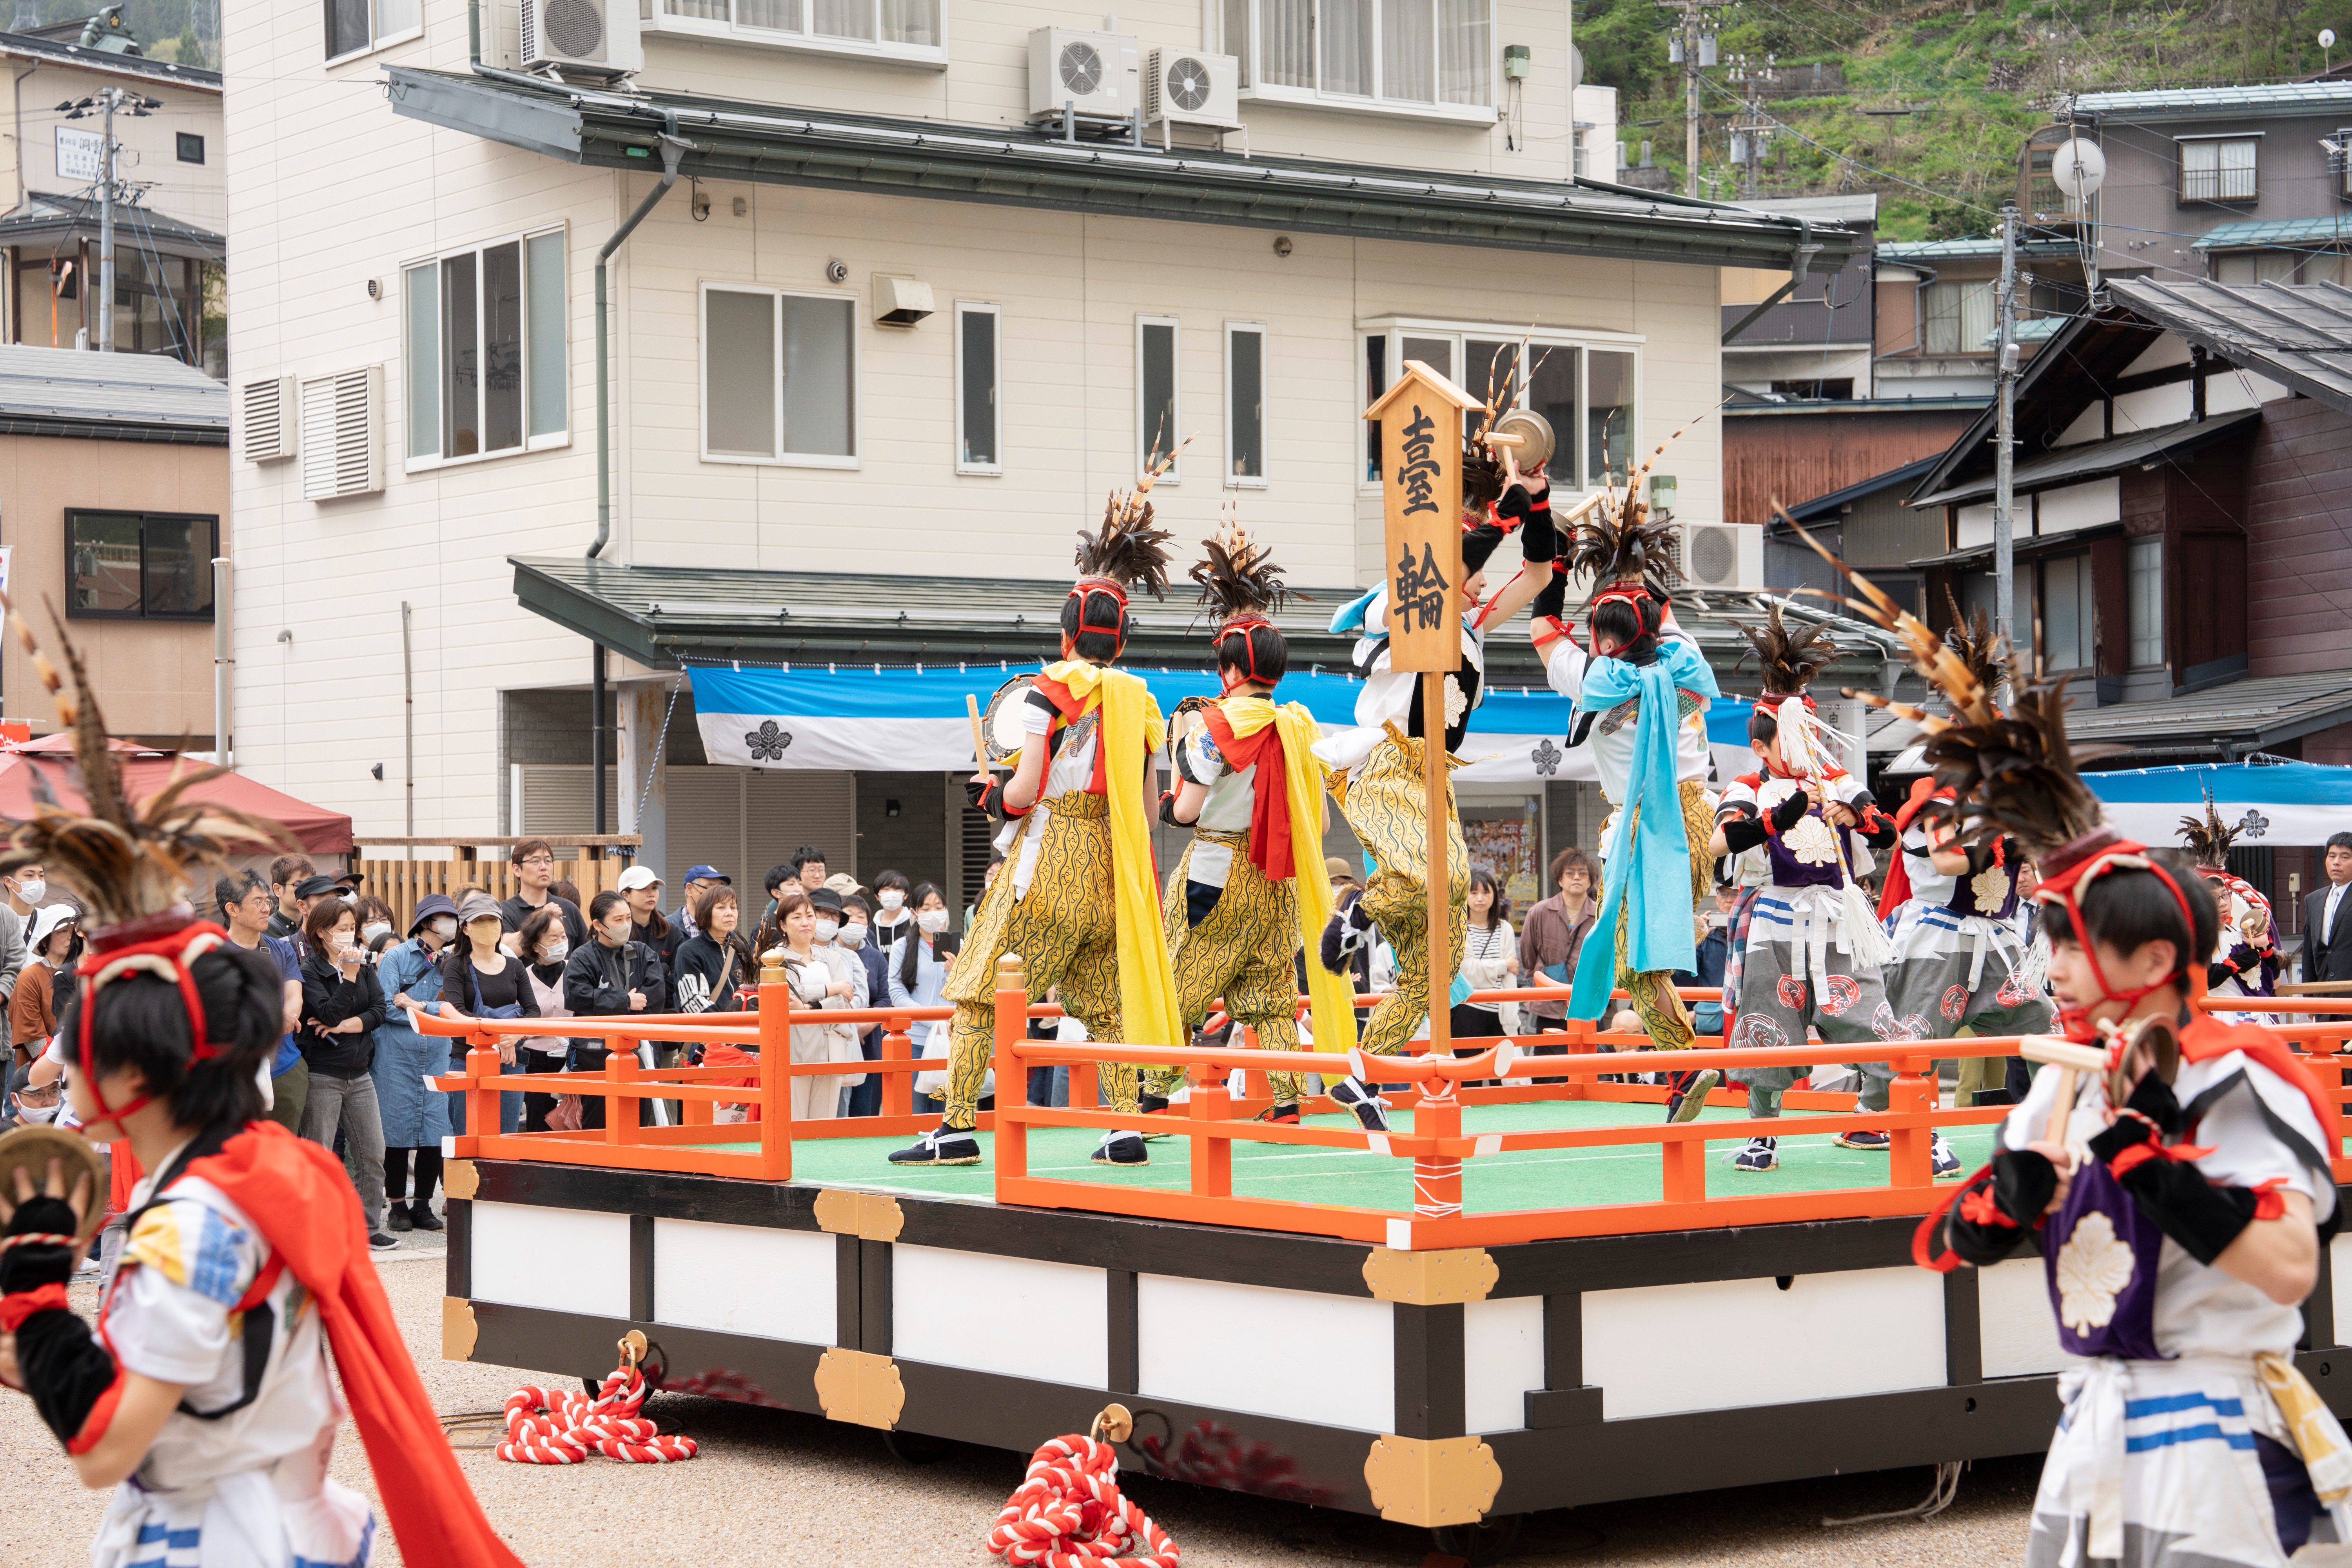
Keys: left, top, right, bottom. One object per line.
{"left": 323, "top": 0, "right": 421, "bottom": 66}
{"left": 2176, "top": 132, "right": 2260, "bottom": 205}
{"left": 2127, "top": 535, "right": 2165, "bottom": 670}
{"left": 64, "top": 509, "right": 220, "bottom": 623}
{"left": 1356, "top": 317, "right": 1644, "bottom": 494}
{"left": 175, "top": 132, "right": 204, "bottom": 165}
{"left": 953, "top": 299, "right": 1003, "bottom": 478}
{"left": 399, "top": 223, "right": 571, "bottom": 473}
{"left": 641, "top": 0, "right": 948, "bottom": 68}
{"left": 1136, "top": 314, "right": 1183, "bottom": 485}
{"left": 697, "top": 281, "right": 863, "bottom": 470}
{"left": 1216, "top": 0, "right": 1497, "bottom": 124}
{"left": 1224, "top": 319, "right": 1268, "bottom": 490}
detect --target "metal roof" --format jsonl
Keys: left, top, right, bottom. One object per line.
{"left": 1984, "top": 316, "right": 2067, "bottom": 346}
{"left": 388, "top": 67, "right": 1851, "bottom": 273}
{"left": 0, "top": 29, "right": 222, "bottom": 91}
{"left": 0, "top": 342, "right": 226, "bottom": 442}
{"left": 2107, "top": 278, "right": 2352, "bottom": 416}
{"left": 2058, "top": 670, "right": 2352, "bottom": 759}
{"left": 508, "top": 557, "right": 1904, "bottom": 688}
{"left": 2192, "top": 216, "right": 2352, "bottom": 250}
{"left": 1876, "top": 236, "right": 2081, "bottom": 262}
{"left": 2070, "top": 81, "right": 2352, "bottom": 118}
{"left": 1909, "top": 407, "right": 2261, "bottom": 507}
{"left": 0, "top": 191, "right": 222, "bottom": 261}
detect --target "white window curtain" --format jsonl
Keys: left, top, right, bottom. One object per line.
{"left": 811, "top": 0, "right": 871, "bottom": 39}
{"left": 1262, "top": 0, "right": 1311, "bottom": 86}
{"left": 1436, "top": 0, "right": 1488, "bottom": 105}
{"left": 2218, "top": 138, "right": 2257, "bottom": 199}
{"left": 880, "top": 0, "right": 935, "bottom": 46}
{"left": 667, "top": 0, "right": 729, "bottom": 22}
{"left": 1381, "top": 0, "right": 1434, "bottom": 102}
{"left": 1320, "top": 0, "right": 1373, "bottom": 96}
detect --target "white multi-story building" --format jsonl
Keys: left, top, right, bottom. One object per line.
{"left": 223, "top": 0, "right": 1838, "bottom": 904}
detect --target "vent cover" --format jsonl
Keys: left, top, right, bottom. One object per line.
{"left": 241, "top": 375, "right": 297, "bottom": 463}
{"left": 299, "top": 367, "right": 384, "bottom": 501}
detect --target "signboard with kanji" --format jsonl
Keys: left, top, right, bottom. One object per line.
{"left": 1365, "top": 360, "right": 1482, "bottom": 673}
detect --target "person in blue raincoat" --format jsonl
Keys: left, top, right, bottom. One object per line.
{"left": 372, "top": 893, "right": 461, "bottom": 1232}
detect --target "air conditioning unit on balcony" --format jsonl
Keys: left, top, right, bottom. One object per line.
{"left": 1029, "top": 26, "right": 1140, "bottom": 120}
{"left": 521, "top": 0, "right": 642, "bottom": 80}
{"left": 1677, "top": 520, "right": 1763, "bottom": 592}
{"left": 1145, "top": 47, "right": 1240, "bottom": 131}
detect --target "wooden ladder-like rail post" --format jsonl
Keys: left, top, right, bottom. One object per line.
{"left": 758, "top": 947, "right": 793, "bottom": 1180}
{"left": 993, "top": 955, "right": 1029, "bottom": 1181}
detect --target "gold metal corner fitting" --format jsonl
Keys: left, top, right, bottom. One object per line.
{"left": 812, "top": 1188, "right": 906, "bottom": 1242}
{"left": 1361, "top": 1245, "right": 1498, "bottom": 1305}
{"left": 442, "top": 1297, "right": 478, "bottom": 1362}
{"left": 814, "top": 1348, "right": 906, "bottom": 1430}
{"left": 1363, "top": 1433, "right": 1502, "bottom": 1527}
{"left": 443, "top": 1158, "right": 480, "bottom": 1201}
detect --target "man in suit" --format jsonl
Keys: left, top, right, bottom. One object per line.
{"left": 2303, "top": 833, "right": 2352, "bottom": 983}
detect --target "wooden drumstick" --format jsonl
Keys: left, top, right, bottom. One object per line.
{"left": 965, "top": 694, "right": 987, "bottom": 769}
{"left": 2022, "top": 1035, "right": 2105, "bottom": 1146}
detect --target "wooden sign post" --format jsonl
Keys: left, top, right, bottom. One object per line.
{"left": 1365, "top": 360, "right": 1482, "bottom": 1063}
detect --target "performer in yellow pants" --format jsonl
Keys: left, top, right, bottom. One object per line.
{"left": 1144, "top": 526, "right": 1354, "bottom": 1123}
{"left": 892, "top": 489, "right": 1184, "bottom": 1170}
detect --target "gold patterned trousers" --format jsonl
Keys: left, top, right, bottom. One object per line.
{"left": 937, "top": 793, "right": 1139, "bottom": 1128}
{"left": 1338, "top": 729, "right": 1467, "bottom": 1060}
{"left": 1143, "top": 828, "right": 1306, "bottom": 1104}
{"left": 1606, "top": 778, "right": 1718, "bottom": 1051}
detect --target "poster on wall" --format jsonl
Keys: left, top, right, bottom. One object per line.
{"left": 1463, "top": 813, "right": 1539, "bottom": 911}
{"left": 56, "top": 127, "right": 102, "bottom": 183}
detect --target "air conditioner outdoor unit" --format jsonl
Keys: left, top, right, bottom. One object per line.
{"left": 1028, "top": 26, "right": 1140, "bottom": 120}
{"left": 1677, "top": 520, "right": 1764, "bottom": 592}
{"left": 521, "top": 0, "right": 642, "bottom": 80}
{"left": 1145, "top": 47, "right": 1240, "bottom": 130}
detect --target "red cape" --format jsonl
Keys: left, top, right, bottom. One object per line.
{"left": 1201, "top": 706, "right": 1295, "bottom": 883}
{"left": 1875, "top": 778, "right": 1944, "bottom": 923}
{"left": 187, "top": 1122, "right": 524, "bottom": 1568}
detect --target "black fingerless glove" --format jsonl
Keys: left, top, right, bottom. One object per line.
{"left": 1948, "top": 1149, "right": 2059, "bottom": 1265}
{"left": 1857, "top": 806, "right": 1897, "bottom": 849}
{"left": 1770, "top": 791, "right": 1809, "bottom": 833}
{"left": 1158, "top": 789, "right": 1182, "bottom": 826}
{"left": 1532, "top": 570, "right": 1567, "bottom": 623}
{"left": 965, "top": 775, "right": 991, "bottom": 809}
{"left": 2089, "top": 1070, "right": 2185, "bottom": 1154}
{"left": 1718, "top": 809, "right": 1767, "bottom": 855}
{"left": 0, "top": 1194, "right": 79, "bottom": 1296}
{"left": 2118, "top": 1158, "right": 2267, "bottom": 1266}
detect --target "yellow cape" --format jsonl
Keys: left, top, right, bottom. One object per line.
{"left": 1216, "top": 695, "right": 1356, "bottom": 1054}
{"left": 1042, "top": 661, "right": 1182, "bottom": 1051}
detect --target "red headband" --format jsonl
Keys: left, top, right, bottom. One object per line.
{"left": 2033, "top": 827, "right": 2200, "bottom": 1044}
{"left": 1067, "top": 578, "right": 1129, "bottom": 638}
{"left": 72, "top": 908, "right": 226, "bottom": 1132}
{"left": 1216, "top": 615, "right": 1278, "bottom": 687}
{"left": 1587, "top": 583, "right": 1664, "bottom": 642}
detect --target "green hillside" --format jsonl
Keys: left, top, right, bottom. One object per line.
{"left": 1576, "top": 0, "right": 2352, "bottom": 240}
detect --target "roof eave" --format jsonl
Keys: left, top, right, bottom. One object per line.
{"left": 388, "top": 67, "right": 1851, "bottom": 271}
{"left": 1904, "top": 305, "right": 2118, "bottom": 505}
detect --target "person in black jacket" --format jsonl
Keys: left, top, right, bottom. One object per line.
{"left": 563, "top": 890, "right": 668, "bottom": 1129}
{"left": 673, "top": 884, "right": 752, "bottom": 1019}
{"left": 2303, "top": 833, "right": 2352, "bottom": 984}
{"left": 295, "top": 896, "right": 395, "bottom": 1247}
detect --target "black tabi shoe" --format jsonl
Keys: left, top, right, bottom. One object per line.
{"left": 1670, "top": 1069, "right": 1720, "bottom": 1124}
{"left": 1328, "top": 1076, "right": 1391, "bottom": 1134}
{"left": 890, "top": 1127, "right": 983, "bottom": 1166}
{"left": 1093, "top": 1130, "right": 1149, "bottom": 1167}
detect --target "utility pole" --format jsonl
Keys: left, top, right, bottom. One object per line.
{"left": 60, "top": 87, "right": 158, "bottom": 353}
{"left": 1993, "top": 204, "right": 2020, "bottom": 657}
{"left": 1656, "top": 0, "right": 1712, "bottom": 198}
{"left": 97, "top": 87, "right": 116, "bottom": 352}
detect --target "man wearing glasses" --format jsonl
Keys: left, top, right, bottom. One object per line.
{"left": 498, "top": 838, "right": 589, "bottom": 951}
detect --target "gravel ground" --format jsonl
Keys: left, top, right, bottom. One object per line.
{"left": 0, "top": 1235, "right": 2039, "bottom": 1567}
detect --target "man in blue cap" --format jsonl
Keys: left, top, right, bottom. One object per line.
{"left": 672, "top": 863, "right": 729, "bottom": 947}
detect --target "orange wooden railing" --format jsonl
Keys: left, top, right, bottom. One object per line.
{"left": 417, "top": 956, "right": 2352, "bottom": 1249}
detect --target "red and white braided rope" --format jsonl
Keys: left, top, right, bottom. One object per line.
{"left": 495, "top": 1363, "right": 698, "bottom": 1465}
{"left": 986, "top": 1434, "right": 1179, "bottom": 1568}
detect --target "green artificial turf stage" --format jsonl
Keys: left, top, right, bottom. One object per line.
{"left": 679, "top": 1099, "right": 2000, "bottom": 1214}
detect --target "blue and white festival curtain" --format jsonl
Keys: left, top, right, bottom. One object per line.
{"left": 690, "top": 662, "right": 1768, "bottom": 786}
{"left": 2082, "top": 760, "right": 2352, "bottom": 849}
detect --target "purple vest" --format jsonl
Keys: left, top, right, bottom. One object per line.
{"left": 2042, "top": 1157, "right": 2169, "bottom": 1361}
{"left": 1748, "top": 776, "right": 1856, "bottom": 891}
{"left": 1945, "top": 849, "right": 2022, "bottom": 921}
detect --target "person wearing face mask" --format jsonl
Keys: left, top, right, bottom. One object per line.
{"left": 767, "top": 889, "right": 860, "bottom": 1120}
{"left": 217, "top": 871, "right": 306, "bottom": 1135}
{"left": 806, "top": 887, "right": 870, "bottom": 1119}
{"left": 437, "top": 891, "right": 537, "bottom": 1146}
{"left": 0, "top": 860, "right": 34, "bottom": 1006}
{"left": 839, "top": 893, "right": 889, "bottom": 1116}
{"left": 563, "top": 890, "right": 667, "bottom": 1129}
{"left": 889, "top": 887, "right": 964, "bottom": 1112}
{"left": 296, "top": 895, "right": 394, "bottom": 1247}
{"left": 373, "top": 893, "right": 464, "bottom": 1230}
{"left": 869, "top": 871, "right": 913, "bottom": 947}
{"left": 515, "top": 904, "right": 575, "bottom": 1130}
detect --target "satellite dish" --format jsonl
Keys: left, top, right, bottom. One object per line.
{"left": 2049, "top": 136, "right": 2106, "bottom": 200}
{"left": 2324, "top": 27, "right": 2338, "bottom": 48}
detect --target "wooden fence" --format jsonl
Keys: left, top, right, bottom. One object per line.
{"left": 352, "top": 836, "right": 640, "bottom": 929}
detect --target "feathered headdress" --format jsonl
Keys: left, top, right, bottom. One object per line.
{"left": 2178, "top": 788, "right": 2238, "bottom": 869}
{"left": 1737, "top": 602, "right": 1837, "bottom": 701}
{"left": 1190, "top": 517, "right": 1299, "bottom": 626}
{"left": 1938, "top": 587, "right": 2007, "bottom": 716}
{"left": 1068, "top": 445, "right": 1183, "bottom": 641}
{"left": 0, "top": 592, "right": 292, "bottom": 1127}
